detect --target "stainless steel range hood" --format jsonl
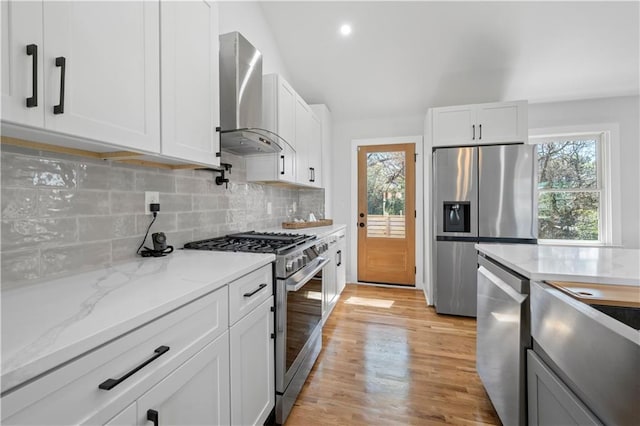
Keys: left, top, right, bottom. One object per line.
{"left": 219, "top": 32, "right": 282, "bottom": 155}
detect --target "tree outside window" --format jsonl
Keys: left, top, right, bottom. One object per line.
{"left": 536, "top": 135, "right": 602, "bottom": 242}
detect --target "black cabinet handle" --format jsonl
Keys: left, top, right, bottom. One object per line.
{"left": 53, "top": 56, "right": 66, "bottom": 114}
{"left": 26, "top": 44, "right": 38, "bottom": 108}
{"left": 280, "top": 155, "right": 285, "bottom": 175}
{"left": 244, "top": 283, "right": 267, "bottom": 298}
{"left": 337, "top": 250, "right": 342, "bottom": 267}
{"left": 472, "top": 124, "right": 475, "bottom": 140}
{"left": 98, "top": 346, "right": 170, "bottom": 390}
{"left": 479, "top": 124, "right": 482, "bottom": 140}
{"left": 309, "top": 167, "right": 315, "bottom": 182}
{"left": 147, "top": 409, "right": 159, "bottom": 426}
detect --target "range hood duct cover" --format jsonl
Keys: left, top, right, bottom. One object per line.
{"left": 219, "top": 31, "right": 282, "bottom": 155}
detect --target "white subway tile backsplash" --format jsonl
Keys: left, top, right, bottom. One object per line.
{"left": 1, "top": 248, "right": 41, "bottom": 287}
{"left": 1, "top": 188, "right": 38, "bottom": 219}
{"left": 79, "top": 215, "right": 136, "bottom": 241}
{"left": 110, "top": 191, "right": 146, "bottom": 214}
{"left": 1, "top": 147, "right": 324, "bottom": 287}
{"left": 1, "top": 218, "right": 78, "bottom": 251}
{"left": 41, "top": 242, "right": 111, "bottom": 277}
{"left": 135, "top": 213, "right": 177, "bottom": 234}
{"left": 1, "top": 153, "right": 77, "bottom": 188}
{"left": 158, "top": 193, "right": 192, "bottom": 212}
{"left": 37, "top": 189, "right": 110, "bottom": 217}
{"left": 78, "top": 163, "right": 136, "bottom": 191}
{"left": 135, "top": 171, "right": 176, "bottom": 193}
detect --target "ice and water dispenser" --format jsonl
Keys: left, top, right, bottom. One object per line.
{"left": 443, "top": 202, "right": 471, "bottom": 233}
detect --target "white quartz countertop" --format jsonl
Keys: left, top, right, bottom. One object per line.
{"left": 475, "top": 244, "right": 640, "bottom": 286}
{"left": 264, "top": 223, "right": 346, "bottom": 239}
{"left": 0, "top": 250, "right": 274, "bottom": 393}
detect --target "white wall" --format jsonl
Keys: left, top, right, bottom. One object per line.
{"left": 332, "top": 114, "right": 425, "bottom": 285}
{"left": 528, "top": 95, "right": 640, "bottom": 249}
{"left": 331, "top": 95, "right": 639, "bottom": 298}
{"left": 219, "top": 2, "right": 290, "bottom": 79}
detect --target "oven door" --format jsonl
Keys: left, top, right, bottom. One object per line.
{"left": 276, "top": 257, "right": 329, "bottom": 393}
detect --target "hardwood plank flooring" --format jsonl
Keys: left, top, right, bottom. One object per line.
{"left": 285, "top": 284, "right": 499, "bottom": 426}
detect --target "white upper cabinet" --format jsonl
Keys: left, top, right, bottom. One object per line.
{"left": 263, "top": 73, "right": 296, "bottom": 149}
{"left": 160, "top": 0, "right": 220, "bottom": 167}
{"left": 42, "top": 1, "right": 160, "bottom": 152}
{"left": 295, "top": 95, "right": 312, "bottom": 185}
{"left": 247, "top": 73, "right": 300, "bottom": 185}
{"left": 431, "top": 100, "right": 528, "bottom": 147}
{"left": 1, "top": 0, "right": 45, "bottom": 128}
{"left": 2, "top": 1, "right": 222, "bottom": 168}
{"left": 1, "top": 1, "right": 160, "bottom": 152}
{"left": 308, "top": 112, "right": 322, "bottom": 187}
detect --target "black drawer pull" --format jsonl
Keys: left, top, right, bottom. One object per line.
{"left": 53, "top": 56, "right": 66, "bottom": 114}
{"left": 26, "top": 44, "right": 37, "bottom": 107}
{"left": 98, "top": 346, "right": 170, "bottom": 390}
{"left": 472, "top": 124, "right": 475, "bottom": 140}
{"left": 479, "top": 124, "right": 482, "bottom": 140}
{"left": 244, "top": 283, "right": 267, "bottom": 298}
{"left": 147, "top": 409, "right": 159, "bottom": 426}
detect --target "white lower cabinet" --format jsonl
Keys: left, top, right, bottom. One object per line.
{"left": 336, "top": 233, "right": 347, "bottom": 295}
{"left": 1, "top": 263, "right": 276, "bottom": 426}
{"left": 230, "top": 297, "right": 275, "bottom": 426}
{"left": 322, "top": 229, "right": 347, "bottom": 323}
{"left": 137, "top": 333, "right": 231, "bottom": 426}
{"left": 322, "top": 256, "right": 337, "bottom": 322}
{"left": 104, "top": 403, "right": 136, "bottom": 426}
{"left": 527, "top": 350, "right": 600, "bottom": 426}
{"left": 102, "top": 334, "right": 231, "bottom": 426}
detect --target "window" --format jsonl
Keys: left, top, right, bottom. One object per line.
{"left": 532, "top": 132, "right": 610, "bottom": 244}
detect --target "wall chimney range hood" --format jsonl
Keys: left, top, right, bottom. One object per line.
{"left": 219, "top": 32, "right": 283, "bottom": 155}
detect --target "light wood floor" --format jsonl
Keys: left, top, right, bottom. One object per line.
{"left": 285, "top": 284, "right": 500, "bottom": 426}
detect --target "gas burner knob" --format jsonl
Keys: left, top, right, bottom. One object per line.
{"left": 286, "top": 261, "right": 294, "bottom": 272}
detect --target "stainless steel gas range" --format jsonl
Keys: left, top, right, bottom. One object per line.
{"left": 184, "top": 231, "right": 329, "bottom": 424}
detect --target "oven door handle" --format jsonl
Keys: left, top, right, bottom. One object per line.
{"left": 285, "top": 257, "right": 330, "bottom": 292}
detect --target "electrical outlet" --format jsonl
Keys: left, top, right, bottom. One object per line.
{"left": 145, "top": 191, "right": 159, "bottom": 215}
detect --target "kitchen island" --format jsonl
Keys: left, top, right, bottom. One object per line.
{"left": 475, "top": 243, "right": 639, "bottom": 426}
{"left": 475, "top": 243, "right": 640, "bottom": 285}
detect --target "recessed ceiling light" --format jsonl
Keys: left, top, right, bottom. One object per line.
{"left": 340, "top": 24, "right": 352, "bottom": 37}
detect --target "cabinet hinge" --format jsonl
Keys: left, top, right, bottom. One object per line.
{"left": 270, "top": 333, "right": 276, "bottom": 340}
{"left": 270, "top": 306, "right": 275, "bottom": 312}
{"left": 414, "top": 210, "right": 416, "bottom": 218}
{"left": 414, "top": 153, "right": 418, "bottom": 162}
{"left": 415, "top": 266, "right": 417, "bottom": 274}
{"left": 216, "top": 152, "right": 221, "bottom": 157}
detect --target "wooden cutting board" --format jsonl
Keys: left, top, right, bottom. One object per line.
{"left": 546, "top": 281, "right": 640, "bottom": 308}
{"left": 282, "top": 219, "right": 333, "bottom": 229}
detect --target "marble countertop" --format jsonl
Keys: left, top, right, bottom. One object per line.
{"left": 475, "top": 244, "right": 640, "bottom": 286}
{"left": 265, "top": 223, "right": 346, "bottom": 239}
{"left": 0, "top": 250, "right": 274, "bottom": 393}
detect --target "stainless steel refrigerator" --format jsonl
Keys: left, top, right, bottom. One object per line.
{"left": 433, "top": 144, "right": 537, "bottom": 317}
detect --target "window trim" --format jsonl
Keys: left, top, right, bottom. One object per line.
{"left": 529, "top": 124, "right": 621, "bottom": 246}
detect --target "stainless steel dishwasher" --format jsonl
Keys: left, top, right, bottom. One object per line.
{"left": 476, "top": 254, "right": 531, "bottom": 426}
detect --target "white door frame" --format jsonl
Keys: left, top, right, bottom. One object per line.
{"left": 349, "top": 135, "right": 424, "bottom": 290}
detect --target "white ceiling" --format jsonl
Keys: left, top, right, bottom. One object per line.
{"left": 260, "top": 1, "right": 640, "bottom": 122}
